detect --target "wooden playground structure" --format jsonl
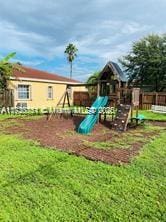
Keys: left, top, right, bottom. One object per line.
{"left": 48, "top": 62, "right": 142, "bottom": 131}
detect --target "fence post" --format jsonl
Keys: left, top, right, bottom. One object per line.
{"left": 140, "top": 91, "right": 144, "bottom": 110}
{"left": 155, "top": 92, "right": 158, "bottom": 105}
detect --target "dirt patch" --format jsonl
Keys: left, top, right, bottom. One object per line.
{"left": 2, "top": 116, "right": 165, "bottom": 165}
{"left": 148, "top": 120, "right": 166, "bottom": 127}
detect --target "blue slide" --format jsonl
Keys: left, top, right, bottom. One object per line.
{"left": 77, "top": 96, "right": 108, "bottom": 134}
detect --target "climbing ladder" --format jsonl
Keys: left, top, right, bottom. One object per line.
{"left": 112, "top": 104, "right": 131, "bottom": 131}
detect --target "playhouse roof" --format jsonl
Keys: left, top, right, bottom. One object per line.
{"left": 12, "top": 65, "right": 80, "bottom": 84}
{"left": 99, "top": 61, "right": 127, "bottom": 82}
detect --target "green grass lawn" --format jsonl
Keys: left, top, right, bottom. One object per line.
{"left": 0, "top": 130, "right": 166, "bottom": 221}
{"left": 0, "top": 114, "right": 44, "bottom": 120}
{"left": 134, "top": 110, "right": 166, "bottom": 121}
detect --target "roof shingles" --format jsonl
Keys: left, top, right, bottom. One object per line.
{"left": 13, "top": 66, "right": 80, "bottom": 83}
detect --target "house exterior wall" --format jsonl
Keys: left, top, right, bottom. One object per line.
{"left": 8, "top": 79, "right": 87, "bottom": 109}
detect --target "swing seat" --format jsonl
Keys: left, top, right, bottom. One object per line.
{"left": 132, "top": 114, "right": 145, "bottom": 125}
{"left": 136, "top": 114, "right": 145, "bottom": 121}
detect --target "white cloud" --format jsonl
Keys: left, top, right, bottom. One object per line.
{"left": 121, "top": 22, "right": 152, "bottom": 34}
{"left": 12, "top": 58, "right": 44, "bottom": 67}
{"left": 0, "top": 20, "right": 55, "bottom": 56}
{"left": 0, "top": 0, "right": 165, "bottom": 80}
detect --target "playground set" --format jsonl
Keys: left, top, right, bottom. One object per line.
{"left": 48, "top": 61, "right": 142, "bottom": 134}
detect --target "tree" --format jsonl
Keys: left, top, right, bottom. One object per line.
{"left": 0, "top": 52, "right": 17, "bottom": 90}
{"left": 0, "top": 52, "right": 16, "bottom": 112}
{"left": 0, "top": 52, "right": 23, "bottom": 112}
{"left": 119, "top": 34, "right": 166, "bottom": 92}
{"left": 86, "top": 71, "right": 100, "bottom": 99}
{"left": 64, "top": 43, "right": 78, "bottom": 79}
{"left": 86, "top": 71, "right": 100, "bottom": 84}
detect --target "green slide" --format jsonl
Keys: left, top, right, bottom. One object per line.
{"left": 77, "top": 96, "right": 108, "bottom": 134}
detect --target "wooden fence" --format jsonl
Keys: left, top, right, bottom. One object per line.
{"left": 73, "top": 92, "right": 92, "bottom": 107}
{"left": 0, "top": 89, "right": 14, "bottom": 107}
{"left": 74, "top": 91, "right": 166, "bottom": 110}
{"left": 139, "top": 92, "right": 166, "bottom": 110}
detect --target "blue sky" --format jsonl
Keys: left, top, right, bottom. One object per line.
{"left": 0, "top": 0, "right": 165, "bottom": 82}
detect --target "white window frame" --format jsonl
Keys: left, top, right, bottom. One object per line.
{"left": 17, "top": 84, "right": 31, "bottom": 100}
{"left": 47, "top": 86, "right": 53, "bottom": 99}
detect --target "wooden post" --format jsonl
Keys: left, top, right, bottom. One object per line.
{"left": 62, "top": 92, "right": 67, "bottom": 108}
{"left": 104, "top": 112, "right": 106, "bottom": 122}
{"left": 97, "top": 81, "right": 100, "bottom": 97}
{"left": 136, "top": 105, "right": 139, "bottom": 126}
{"left": 124, "top": 82, "right": 127, "bottom": 104}
{"left": 155, "top": 92, "right": 158, "bottom": 105}
{"left": 141, "top": 91, "right": 144, "bottom": 110}
{"left": 97, "top": 81, "right": 100, "bottom": 124}
{"left": 131, "top": 105, "right": 133, "bottom": 122}
{"left": 99, "top": 113, "right": 101, "bottom": 123}
{"left": 117, "top": 81, "right": 121, "bottom": 104}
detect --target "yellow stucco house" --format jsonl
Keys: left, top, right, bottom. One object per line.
{"left": 9, "top": 65, "right": 87, "bottom": 109}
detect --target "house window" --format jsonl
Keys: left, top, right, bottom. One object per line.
{"left": 48, "top": 86, "right": 53, "bottom": 99}
{"left": 18, "top": 85, "right": 30, "bottom": 99}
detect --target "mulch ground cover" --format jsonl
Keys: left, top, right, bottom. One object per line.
{"left": 1, "top": 116, "right": 165, "bottom": 165}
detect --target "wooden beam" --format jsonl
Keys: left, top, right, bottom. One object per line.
{"left": 57, "top": 91, "right": 66, "bottom": 106}
{"left": 67, "top": 83, "right": 97, "bottom": 87}
{"left": 97, "top": 82, "right": 100, "bottom": 97}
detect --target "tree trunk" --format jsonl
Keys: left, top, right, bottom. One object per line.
{"left": 155, "top": 72, "right": 158, "bottom": 92}
{"left": 70, "top": 62, "right": 72, "bottom": 79}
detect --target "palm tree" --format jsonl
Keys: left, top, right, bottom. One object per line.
{"left": 86, "top": 71, "right": 100, "bottom": 99}
{"left": 0, "top": 52, "right": 17, "bottom": 90}
{"left": 0, "top": 52, "right": 24, "bottom": 90}
{"left": 0, "top": 52, "right": 22, "bottom": 112}
{"left": 64, "top": 43, "right": 78, "bottom": 79}
{"left": 86, "top": 71, "right": 100, "bottom": 85}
